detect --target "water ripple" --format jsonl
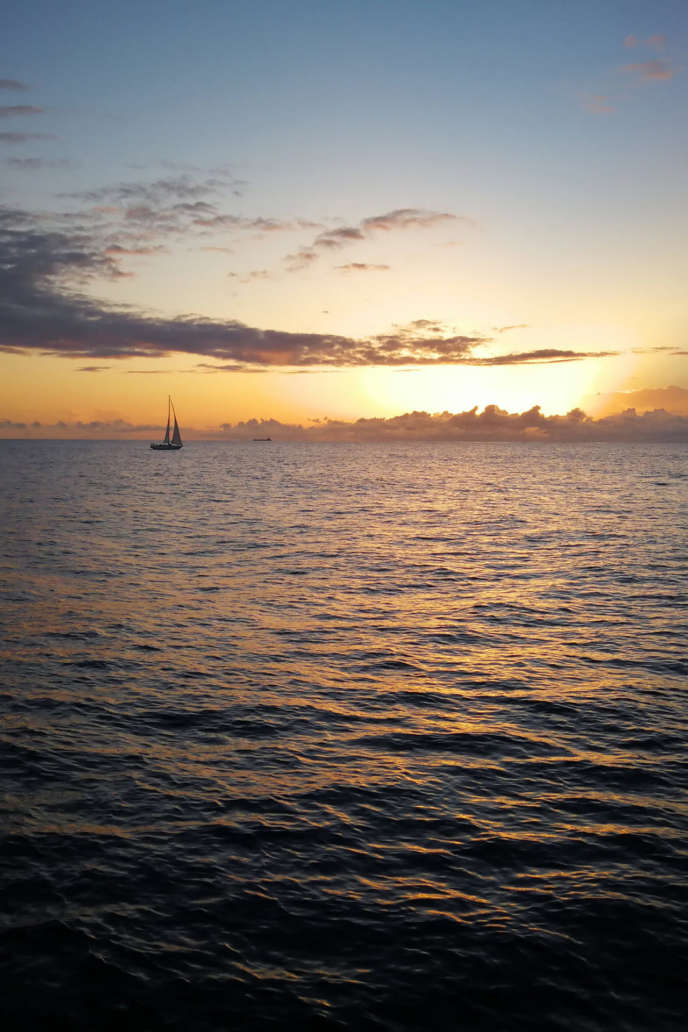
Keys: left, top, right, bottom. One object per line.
{"left": 1, "top": 440, "right": 687, "bottom": 1031}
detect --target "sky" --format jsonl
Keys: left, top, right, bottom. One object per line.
{"left": 1, "top": 0, "right": 687, "bottom": 438}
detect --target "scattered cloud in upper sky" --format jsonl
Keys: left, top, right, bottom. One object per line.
{"left": 0, "top": 79, "right": 29, "bottom": 90}
{"left": 0, "top": 105, "right": 43, "bottom": 117}
{"left": 283, "top": 208, "right": 466, "bottom": 271}
{"left": 582, "top": 94, "right": 614, "bottom": 114}
{"left": 625, "top": 33, "right": 666, "bottom": 50}
{"left": 63, "top": 172, "right": 238, "bottom": 206}
{"left": 583, "top": 30, "right": 679, "bottom": 115}
{"left": 0, "top": 131, "right": 54, "bottom": 143}
{"left": 6, "top": 156, "right": 70, "bottom": 169}
{"left": 623, "top": 59, "right": 675, "bottom": 80}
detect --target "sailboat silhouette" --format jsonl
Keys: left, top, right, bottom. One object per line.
{"left": 151, "top": 397, "right": 183, "bottom": 450}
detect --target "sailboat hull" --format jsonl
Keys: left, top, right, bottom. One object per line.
{"left": 150, "top": 443, "right": 183, "bottom": 450}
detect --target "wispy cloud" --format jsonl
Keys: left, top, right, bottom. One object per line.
{"left": 585, "top": 34, "right": 677, "bottom": 114}
{"left": 493, "top": 323, "right": 529, "bottom": 334}
{"left": 624, "top": 58, "right": 675, "bottom": 80}
{"left": 0, "top": 131, "right": 54, "bottom": 143}
{"left": 583, "top": 94, "right": 614, "bottom": 114}
{"left": 61, "top": 173, "right": 324, "bottom": 254}
{"left": 104, "top": 244, "right": 167, "bottom": 256}
{"left": 624, "top": 33, "right": 666, "bottom": 51}
{"left": 0, "top": 79, "right": 29, "bottom": 91}
{"left": 0, "top": 105, "right": 43, "bottom": 118}
{"left": 335, "top": 262, "right": 390, "bottom": 272}
{"left": 468, "top": 348, "right": 614, "bottom": 366}
{"left": 63, "top": 173, "right": 236, "bottom": 206}
{"left": 6, "top": 156, "right": 70, "bottom": 169}
{"left": 284, "top": 208, "right": 469, "bottom": 270}
{"left": 362, "top": 209, "right": 464, "bottom": 233}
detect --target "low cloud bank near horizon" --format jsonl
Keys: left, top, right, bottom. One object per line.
{"left": 3, "top": 404, "right": 687, "bottom": 441}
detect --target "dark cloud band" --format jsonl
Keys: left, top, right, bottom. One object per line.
{"left": 0, "top": 205, "right": 615, "bottom": 368}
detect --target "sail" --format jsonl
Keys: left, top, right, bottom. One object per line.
{"left": 171, "top": 415, "right": 182, "bottom": 446}
{"left": 163, "top": 397, "right": 171, "bottom": 444}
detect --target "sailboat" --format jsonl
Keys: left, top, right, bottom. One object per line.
{"left": 151, "top": 396, "right": 183, "bottom": 450}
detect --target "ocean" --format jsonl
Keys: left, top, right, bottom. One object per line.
{"left": 1, "top": 439, "right": 687, "bottom": 1031}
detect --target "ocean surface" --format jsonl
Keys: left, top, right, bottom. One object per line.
{"left": 1, "top": 439, "right": 687, "bottom": 1032}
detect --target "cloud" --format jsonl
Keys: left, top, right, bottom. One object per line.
{"left": 212, "top": 407, "right": 688, "bottom": 443}
{"left": 63, "top": 173, "right": 234, "bottom": 206}
{"left": 0, "top": 79, "right": 29, "bottom": 91}
{"left": 624, "top": 59, "right": 675, "bottom": 80}
{"left": 0, "top": 210, "right": 618, "bottom": 368}
{"left": 470, "top": 348, "right": 615, "bottom": 366}
{"left": 284, "top": 248, "right": 319, "bottom": 270}
{"left": 285, "top": 207, "right": 468, "bottom": 269}
{"left": 77, "top": 365, "right": 111, "bottom": 372}
{"left": 62, "top": 174, "right": 318, "bottom": 247}
{"left": 335, "top": 262, "right": 391, "bottom": 272}
{"left": 0, "top": 105, "right": 44, "bottom": 118}
{"left": 624, "top": 34, "right": 665, "bottom": 51}
{"left": 104, "top": 244, "right": 167, "bottom": 256}
{"left": 0, "top": 198, "right": 618, "bottom": 371}
{"left": 0, "top": 131, "right": 54, "bottom": 143}
{"left": 493, "top": 323, "right": 529, "bottom": 333}
{"left": 312, "top": 225, "right": 366, "bottom": 249}
{"left": 583, "top": 94, "right": 614, "bottom": 114}
{"left": 5, "top": 405, "right": 686, "bottom": 442}
{"left": 0, "top": 417, "right": 158, "bottom": 436}
{"left": 362, "top": 208, "right": 466, "bottom": 233}
{"left": 6, "top": 156, "right": 70, "bottom": 169}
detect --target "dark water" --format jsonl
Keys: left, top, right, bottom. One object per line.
{"left": 1, "top": 440, "right": 687, "bottom": 1031}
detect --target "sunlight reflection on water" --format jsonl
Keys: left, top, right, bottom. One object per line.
{"left": 1, "top": 440, "right": 687, "bottom": 1031}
